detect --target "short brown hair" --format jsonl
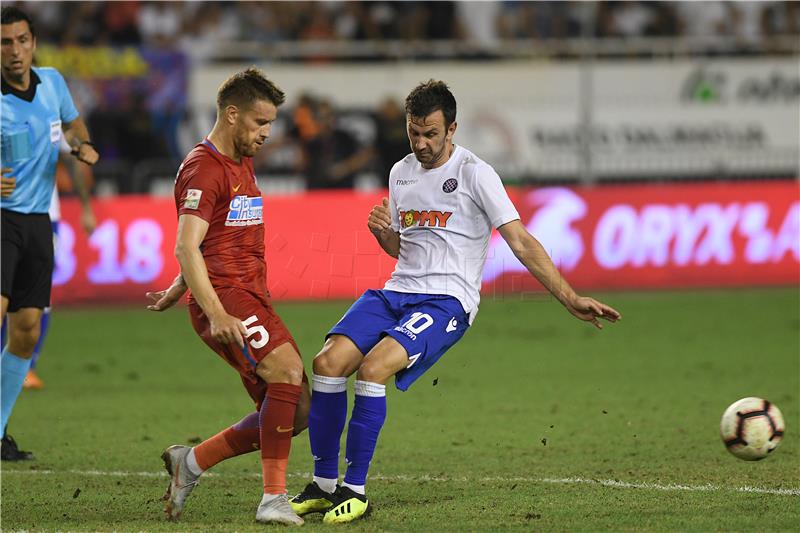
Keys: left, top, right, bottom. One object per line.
{"left": 217, "top": 68, "right": 285, "bottom": 111}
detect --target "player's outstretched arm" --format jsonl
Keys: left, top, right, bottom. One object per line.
{"left": 146, "top": 274, "right": 188, "bottom": 312}
{"left": 174, "top": 214, "right": 247, "bottom": 347}
{"left": 368, "top": 197, "right": 400, "bottom": 258}
{"left": 497, "top": 220, "right": 621, "bottom": 329}
{"left": 59, "top": 152, "right": 96, "bottom": 235}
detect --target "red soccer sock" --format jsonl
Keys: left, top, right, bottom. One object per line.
{"left": 194, "top": 413, "right": 260, "bottom": 471}
{"left": 259, "top": 382, "right": 301, "bottom": 494}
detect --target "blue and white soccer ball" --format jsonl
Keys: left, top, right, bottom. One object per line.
{"left": 720, "top": 397, "right": 785, "bottom": 461}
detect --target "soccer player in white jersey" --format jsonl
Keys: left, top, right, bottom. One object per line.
{"left": 290, "top": 80, "right": 621, "bottom": 523}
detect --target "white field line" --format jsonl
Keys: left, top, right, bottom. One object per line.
{"left": 2, "top": 469, "right": 798, "bottom": 497}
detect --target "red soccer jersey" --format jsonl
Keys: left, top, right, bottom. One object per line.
{"left": 174, "top": 140, "right": 268, "bottom": 300}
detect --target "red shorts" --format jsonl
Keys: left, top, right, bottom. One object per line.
{"left": 189, "top": 287, "right": 302, "bottom": 409}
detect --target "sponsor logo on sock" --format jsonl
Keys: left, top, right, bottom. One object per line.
{"left": 446, "top": 317, "right": 458, "bottom": 332}
{"left": 276, "top": 426, "right": 294, "bottom": 433}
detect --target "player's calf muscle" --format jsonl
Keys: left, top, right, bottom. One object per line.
{"left": 7, "top": 313, "right": 42, "bottom": 356}
{"left": 293, "top": 384, "right": 311, "bottom": 435}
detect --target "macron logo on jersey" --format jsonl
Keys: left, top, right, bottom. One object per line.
{"left": 399, "top": 209, "right": 453, "bottom": 228}
{"left": 226, "top": 195, "right": 263, "bottom": 226}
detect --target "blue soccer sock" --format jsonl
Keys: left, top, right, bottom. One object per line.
{"left": 343, "top": 380, "right": 387, "bottom": 488}
{"left": 30, "top": 307, "right": 51, "bottom": 369}
{"left": 309, "top": 374, "right": 348, "bottom": 483}
{"left": 1, "top": 349, "right": 33, "bottom": 430}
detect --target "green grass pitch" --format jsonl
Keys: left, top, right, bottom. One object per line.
{"left": 2, "top": 287, "right": 798, "bottom": 532}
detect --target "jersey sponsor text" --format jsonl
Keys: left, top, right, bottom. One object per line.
{"left": 399, "top": 209, "right": 453, "bottom": 228}
{"left": 226, "top": 195, "right": 263, "bottom": 226}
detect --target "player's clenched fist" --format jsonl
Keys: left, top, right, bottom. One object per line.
{"left": 368, "top": 197, "right": 393, "bottom": 235}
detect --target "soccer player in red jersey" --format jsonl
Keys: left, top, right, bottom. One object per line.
{"left": 146, "top": 68, "right": 308, "bottom": 526}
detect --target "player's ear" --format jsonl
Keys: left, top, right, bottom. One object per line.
{"left": 447, "top": 121, "right": 457, "bottom": 140}
{"left": 225, "top": 104, "right": 239, "bottom": 126}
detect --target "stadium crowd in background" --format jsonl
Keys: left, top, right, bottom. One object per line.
{"left": 13, "top": 1, "right": 800, "bottom": 54}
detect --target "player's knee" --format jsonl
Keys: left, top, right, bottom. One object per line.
{"left": 7, "top": 324, "right": 40, "bottom": 356}
{"left": 263, "top": 363, "right": 304, "bottom": 385}
{"left": 312, "top": 351, "right": 349, "bottom": 377}
{"left": 284, "top": 361, "right": 305, "bottom": 385}
{"left": 256, "top": 353, "right": 304, "bottom": 385}
{"left": 356, "top": 359, "right": 392, "bottom": 384}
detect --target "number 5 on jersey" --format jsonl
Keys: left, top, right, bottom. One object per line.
{"left": 242, "top": 315, "right": 270, "bottom": 349}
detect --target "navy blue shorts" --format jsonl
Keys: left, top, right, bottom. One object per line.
{"left": 328, "top": 289, "right": 470, "bottom": 391}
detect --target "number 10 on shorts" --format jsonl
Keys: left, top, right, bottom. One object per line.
{"left": 393, "top": 312, "right": 434, "bottom": 342}
{"left": 402, "top": 312, "right": 434, "bottom": 333}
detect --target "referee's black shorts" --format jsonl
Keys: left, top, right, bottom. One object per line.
{"left": 1, "top": 209, "right": 54, "bottom": 312}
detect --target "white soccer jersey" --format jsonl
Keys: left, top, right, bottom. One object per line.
{"left": 384, "top": 145, "right": 520, "bottom": 321}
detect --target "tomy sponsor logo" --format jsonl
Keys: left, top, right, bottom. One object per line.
{"left": 399, "top": 209, "right": 453, "bottom": 228}
{"left": 226, "top": 195, "right": 263, "bottom": 226}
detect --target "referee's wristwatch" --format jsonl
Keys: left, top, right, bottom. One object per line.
{"left": 71, "top": 140, "right": 95, "bottom": 157}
